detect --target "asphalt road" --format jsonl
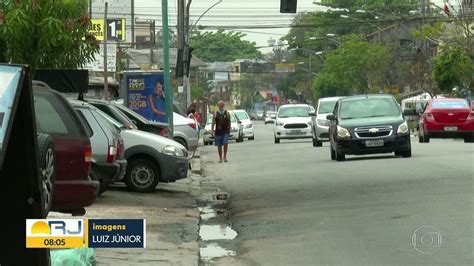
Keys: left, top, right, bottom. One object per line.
{"left": 201, "top": 121, "right": 474, "bottom": 265}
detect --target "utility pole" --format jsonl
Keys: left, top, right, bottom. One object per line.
{"left": 177, "top": 0, "right": 186, "bottom": 110}
{"left": 162, "top": 0, "right": 174, "bottom": 136}
{"left": 103, "top": 2, "right": 109, "bottom": 100}
{"left": 184, "top": 0, "right": 192, "bottom": 107}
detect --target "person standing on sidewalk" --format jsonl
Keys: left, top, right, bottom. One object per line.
{"left": 212, "top": 100, "right": 231, "bottom": 163}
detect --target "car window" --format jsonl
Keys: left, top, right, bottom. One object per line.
{"left": 234, "top": 111, "right": 249, "bottom": 120}
{"left": 340, "top": 98, "right": 400, "bottom": 119}
{"left": 318, "top": 101, "right": 338, "bottom": 114}
{"left": 34, "top": 93, "right": 80, "bottom": 137}
{"left": 92, "top": 108, "right": 120, "bottom": 135}
{"left": 93, "top": 103, "right": 138, "bottom": 129}
{"left": 230, "top": 113, "right": 237, "bottom": 123}
{"left": 115, "top": 103, "right": 149, "bottom": 124}
{"left": 277, "top": 106, "right": 310, "bottom": 118}
{"left": 75, "top": 109, "right": 94, "bottom": 137}
{"left": 432, "top": 101, "right": 468, "bottom": 109}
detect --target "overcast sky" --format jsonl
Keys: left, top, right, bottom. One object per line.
{"left": 135, "top": 0, "right": 328, "bottom": 52}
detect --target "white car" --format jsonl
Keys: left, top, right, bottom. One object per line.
{"left": 311, "top": 97, "right": 342, "bottom": 147}
{"left": 173, "top": 112, "right": 199, "bottom": 151}
{"left": 233, "top": 109, "right": 255, "bottom": 140}
{"left": 203, "top": 112, "right": 244, "bottom": 145}
{"left": 264, "top": 111, "right": 277, "bottom": 124}
{"left": 274, "top": 104, "right": 315, "bottom": 144}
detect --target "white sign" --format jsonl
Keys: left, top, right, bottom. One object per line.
{"left": 83, "top": 43, "right": 117, "bottom": 72}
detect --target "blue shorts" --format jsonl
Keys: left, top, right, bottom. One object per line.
{"left": 215, "top": 133, "right": 229, "bottom": 146}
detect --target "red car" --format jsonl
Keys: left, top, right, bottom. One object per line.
{"left": 33, "top": 81, "right": 99, "bottom": 215}
{"left": 418, "top": 98, "right": 474, "bottom": 143}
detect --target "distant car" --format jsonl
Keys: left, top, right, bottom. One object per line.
{"left": 264, "top": 111, "right": 277, "bottom": 124}
{"left": 416, "top": 98, "right": 474, "bottom": 143}
{"left": 203, "top": 112, "right": 244, "bottom": 145}
{"left": 33, "top": 81, "right": 98, "bottom": 214}
{"left": 233, "top": 109, "right": 255, "bottom": 140}
{"left": 311, "top": 97, "right": 342, "bottom": 147}
{"left": 328, "top": 94, "right": 411, "bottom": 161}
{"left": 255, "top": 110, "right": 264, "bottom": 120}
{"left": 274, "top": 104, "right": 314, "bottom": 143}
{"left": 97, "top": 111, "right": 189, "bottom": 193}
{"left": 71, "top": 100, "right": 127, "bottom": 195}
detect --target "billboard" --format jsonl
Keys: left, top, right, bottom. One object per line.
{"left": 124, "top": 72, "right": 168, "bottom": 123}
{"left": 92, "top": 0, "right": 132, "bottom": 44}
{"left": 83, "top": 43, "right": 117, "bottom": 72}
{"left": 88, "top": 18, "right": 125, "bottom": 41}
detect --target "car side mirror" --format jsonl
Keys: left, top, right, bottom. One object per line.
{"left": 326, "top": 114, "right": 336, "bottom": 121}
{"left": 403, "top": 109, "right": 417, "bottom": 116}
{"left": 309, "top": 111, "right": 316, "bottom": 117}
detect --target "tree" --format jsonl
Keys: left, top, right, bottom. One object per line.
{"left": 432, "top": 47, "right": 472, "bottom": 93}
{"left": 0, "top": 0, "right": 98, "bottom": 72}
{"left": 189, "top": 29, "right": 262, "bottom": 62}
{"left": 155, "top": 28, "right": 178, "bottom": 48}
{"left": 313, "top": 36, "right": 392, "bottom": 97}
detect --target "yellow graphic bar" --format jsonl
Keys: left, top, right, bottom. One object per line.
{"left": 26, "top": 237, "right": 85, "bottom": 248}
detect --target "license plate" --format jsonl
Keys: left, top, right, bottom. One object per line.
{"left": 365, "top": 139, "right": 384, "bottom": 147}
{"left": 289, "top": 130, "right": 302, "bottom": 135}
{"left": 444, "top": 126, "right": 457, "bottom": 131}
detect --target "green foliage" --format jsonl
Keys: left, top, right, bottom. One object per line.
{"left": 191, "top": 84, "right": 204, "bottom": 100}
{"left": 0, "top": 0, "right": 99, "bottom": 72}
{"left": 189, "top": 29, "right": 262, "bottom": 62}
{"left": 155, "top": 28, "right": 178, "bottom": 48}
{"left": 313, "top": 36, "right": 392, "bottom": 97}
{"left": 432, "top": 47, "right": 472, "bottom": 92}
{"left": 318, "top": 0, "right": 420, "bottom": 14}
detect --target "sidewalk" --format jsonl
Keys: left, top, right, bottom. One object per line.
{"left": 48, "top": 151, "right": 204, "bottom": 265}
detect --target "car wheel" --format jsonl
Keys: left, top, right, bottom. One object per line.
{"left": 249, "top": 136, "right": 255, "bottom": 140}
{"left": 418, "top": 133, "right": 423, "bottom": 143}
{"left": 37, "top": 133, "right": 55, "bottom": 215}
{"left": 316, "top": 140, "right": 323, "bottom": 147}
{"left": 174, "top": 137, "right": 188, "bottom": 149}
{"left": 312, "top": 137, "right": 318, "bottom": 147}
{"left": 125, "top": 158, "right": 160, "bottom": 193}
{"left": 464, "top": 136, "right": 474, "bottom": 143}
{"left": 203, "top": 141, "right": 208, "bottom": 146}
{"left": 401, "top": 149, "right": 412, "bottom": 158}
{"left": 335, "top": 147, "right": 345, "bottom": 161}
{"left": 274, "top": 136, "right": 280, "bottom": 144}
{"left": 424, "top": 134, "right": 430, "bottom": 143}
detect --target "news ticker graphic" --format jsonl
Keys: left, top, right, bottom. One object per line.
{"left": 26, "top": 219, "right": 146, "bottom": 248}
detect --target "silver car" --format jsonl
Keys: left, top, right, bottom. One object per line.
{"left": 71, "top": 100, "right": 127, "bottom": 195}
{"left": 310, "top": 97, "right": 342, "bottom": 147}
{"left": 97, "top": 110, "right": 189, "bottom": 193}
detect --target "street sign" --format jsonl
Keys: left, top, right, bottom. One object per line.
{"left": 88, "top": 18, "right": 125, "bottom": 41}
{"left": 83, "top": 43, "right": 117, "bottom": 72}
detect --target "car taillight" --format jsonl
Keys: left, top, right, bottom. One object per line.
{"left": 425, "top": 113, "right": 435, "bottom": 121}
{"left": 188, "top": 122, "right": 196, "bottom": 130}
{"left": 468, "top": 113, "right": 474, "bottom": 121}
{"left": 85, "top": 145, "right": 92, "bottom": 170}
{"left": 107, "top": 145, "right": 116, "bottom": 163}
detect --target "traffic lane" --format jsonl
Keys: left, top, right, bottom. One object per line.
{"left": 203, "top": 121, "right": 473, "bottom": 265}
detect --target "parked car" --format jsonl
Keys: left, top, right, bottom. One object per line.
{"left": 33, "top": 81, "right": 98, "bottom": 214}
{"left": 91, "top": 101, "right": 198, "bottom": 150}
{"left": 233, "top": 109, "right": 255, "bottom": 140}
{"left": 328, "top": 95, "right": 411, "bottom": 161}
{"left": 71, "top": 100, "right": 127, "bottom": 195}
{"left": 311, "top": 97, "right": 342, "bottom": 147}
{"left": 414, "top": 98, "right": 474, "bottom": 143}
{"left": 203, "top": 112, "right": 244, "bottom": 145}
{"left": 264, "top": 111, "right": 277, "bottom": 124}
{"left": 274, "top": 104, "right": 314, "bottom": 144}
{"left": 96, "top": 111, "right": 189, "bottom": 192}
{"left": 88, "top": 100, "right": 169, "bottom": 137}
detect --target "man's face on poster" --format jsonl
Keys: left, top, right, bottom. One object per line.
{"left": 155, "top": 82, "right": 163, "bottom": 97}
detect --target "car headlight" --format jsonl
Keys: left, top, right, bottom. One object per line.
{"left": 337, "top": 126, "right": 351, "bottom": 139}
{"left": 317, "top": 119, "right": 330, "bottom": 126}
{"left": 397, "top": 121, "right": 409, "bottom": 135}
{"left": 245, "top": 124, "right": 253, "bottom": 129}
{"left": 276, "top": 121, "right": 284, "bottom": 126}
{"left": 162, "top": 145, "right": 185, "bottom": 157}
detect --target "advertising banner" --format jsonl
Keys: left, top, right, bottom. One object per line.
{"left": 124, "top": 71, "right": 168, "bottom": 123}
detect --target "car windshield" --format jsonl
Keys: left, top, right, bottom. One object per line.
{"left": 340, "top": 98, "right": 400, "bottom": 119}
{"left": 278, "top": 106, "right": 310, "bottom": 118}
{"left": 432, "top": 101, "right": 468, "bottom": 109}
{"left": 234, "top": 111, "right": 249, "bottom": 120}
{"left": 318, "top": 100, "right": 338, "bottom": 114}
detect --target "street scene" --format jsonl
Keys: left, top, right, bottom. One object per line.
{"left": 0, "top": 0, "right": 473, "bottom": 265}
